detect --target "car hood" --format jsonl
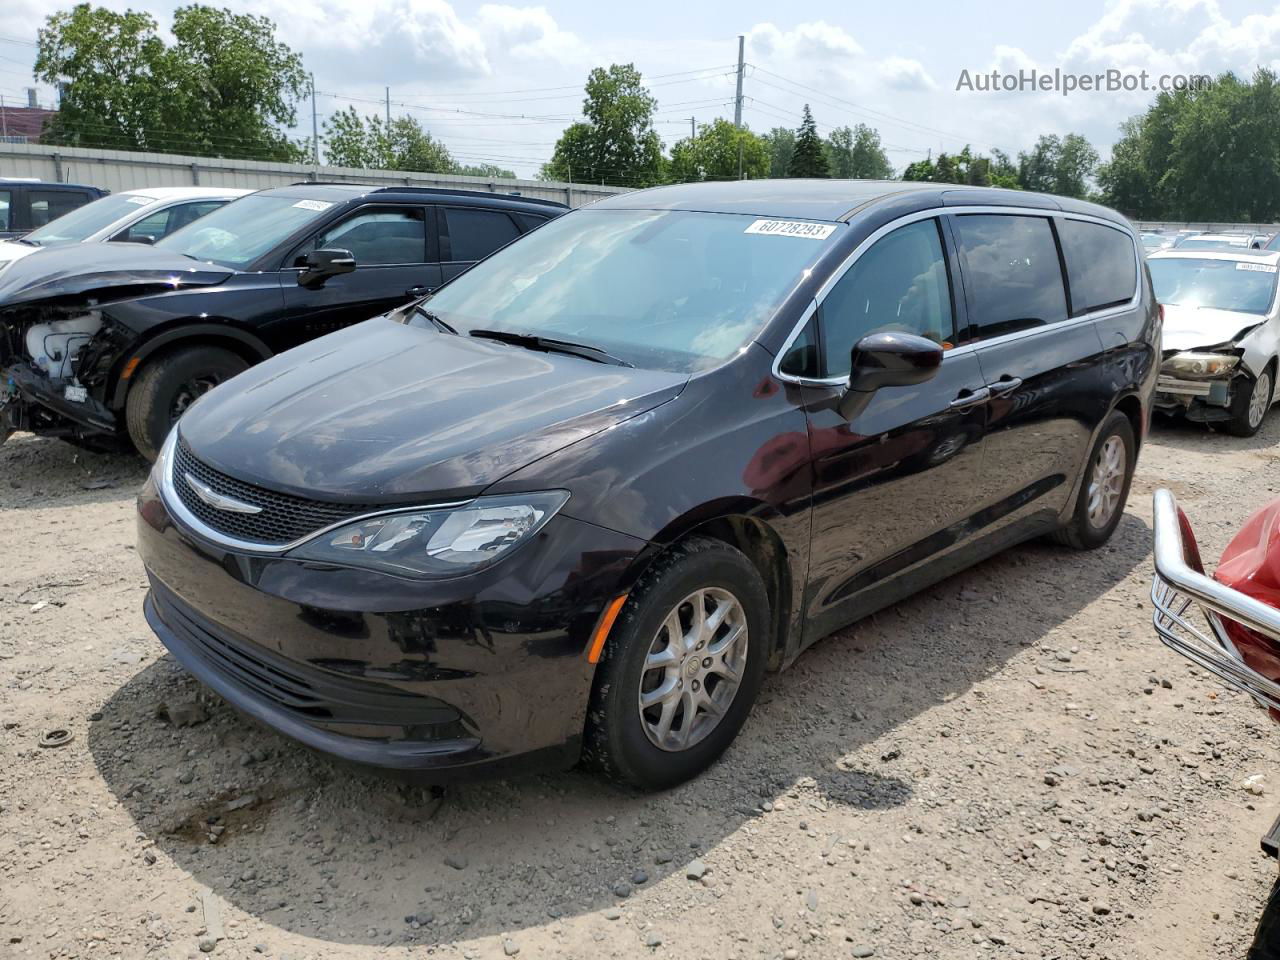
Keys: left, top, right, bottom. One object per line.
{"left": 0, "top": 242, "right": 232, "bottom": 309}
{"left": 0, "top": 240, "right": 37, "bottom": 268}
{"left": 180, "top": 317, "right": 688, "bottom": 502}
{"left": 1162, "top": 303, "right": 1267, "bottom": 351}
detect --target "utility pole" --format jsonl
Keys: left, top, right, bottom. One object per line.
{"left": 309, "top": 74, "right": 319, "bottom": 167}
{"left": 738, "top": 141, "right": 744, "bottom": 180}
{"left": 688, "top": 117, "right": 696, "bottom": 140}
{"left": 385, "top": 87, "right": 391, "bottom": 128}
{"left": 733, "top": 35, "right": 745, "bottom": 129}
{"left": 0, "top": 95, "right": 7, "bottom": 140}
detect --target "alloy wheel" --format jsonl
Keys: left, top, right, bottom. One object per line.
{"left": 170, "top": 374, "right": 225, "bottom": 422}
{"left": 1249, "top": 371, "right": 1272, "bottom": 430}
{"left": 1086, "top": 434, "right": 1126, "bottom": 529}
{"left": 637, "top": 587, "right": 748, "bottom": 752}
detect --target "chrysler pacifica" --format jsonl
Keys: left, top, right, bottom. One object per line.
{"left": 137, "top": 180, "right": 1159, "bottom": 789}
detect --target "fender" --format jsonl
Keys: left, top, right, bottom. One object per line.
{"left": 618, "top": 498, "right": 803, "bottom": 672}
{"left": 107, "top": 322, "right": 274, "bottom": 409}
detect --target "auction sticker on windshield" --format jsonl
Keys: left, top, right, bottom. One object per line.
{"left": 292, "top": 200, "right": 333, "bottom": 212}
{"left": 1237, "top": 262, "right": 1278, "bottom": 273}
{"left": 744, "top": 219, "right": 837, "bottom": 240}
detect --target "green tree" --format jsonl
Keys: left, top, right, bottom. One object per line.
{"left": 763, "top": 126, "right": 794, "bottom": 178}
{"left": 36, "top": 3, "right": 306, "bottom": 160}
{"left": 668, "top": 119, "right": 769, "bottom": 181}
{"left": 787, "top": 105, "right": 828, "bottom": 178}
{"left": 904, "top": 146, "right": 990, "bottom": 185}
{"left": 988, "top": 149, "right": 1021, "bottom": 189}
{"left": 540, "top": 64, "right": 664, "bottom": 186}
{"left": 1015, "top": 133, "right": 1098, "bottom": 198}
{"left": 824, "top": 124, "right": 893, "bottom": 179}
{"left": 323, "top": 108, "right": 454, "bottom": 173}
{"left": 456, "top": 162, "right": 518, "bottom": 179}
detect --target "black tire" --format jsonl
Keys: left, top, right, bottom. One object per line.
{"left": 1052, "top": 410, "right": 1136, "bottom": 550}
{"left": 125, "top": 346, "right": 248, "bottom": 461}
{"left": 583, "top": 537, "right": 769, "bottom": 790}
{"left": 1226, "top": 363, "right": 1275, "bottom": 438}
{"left": 1248, "top": 874, "right": 1280, "bottom": 960}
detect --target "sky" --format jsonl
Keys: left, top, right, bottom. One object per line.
{"left": 0, "top": 0, "right": 1278, "bottom": 179}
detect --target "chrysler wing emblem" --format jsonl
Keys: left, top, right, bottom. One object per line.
{"left": 184, "top": 473, "right": 263, "bottom": 514}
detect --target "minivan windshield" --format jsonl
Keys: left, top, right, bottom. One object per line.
{"left": 157, "top": 194, "right": 332, "bottom": 269}
{"left": 22, "top": 192, "right": 151, "bottom": 247}
{"left": 420, "top": 208, "right": 839, "bottom": 373}
{"left": 1149, "top": 257, "right": 1279, "bottom": 315}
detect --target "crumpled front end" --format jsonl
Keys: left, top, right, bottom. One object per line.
{"left": 1154, "top": 306, "right": 1278, "bottom": 422}
{"left": 0, "top": 300, "right": 120, "bottom": 443}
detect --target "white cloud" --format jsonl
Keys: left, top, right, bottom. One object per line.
{"left": 879, "top": 57, "right": 937, "bottom": 91}
{"left": 747, "top": 21, "right": 864, "bottom": 61}
{"left": 474, "top": 5, "right": 588, "bottom": 64}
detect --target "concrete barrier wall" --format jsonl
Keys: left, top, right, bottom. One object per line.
{"left": 0, "top": 142, "right": 629, "bottom": 208}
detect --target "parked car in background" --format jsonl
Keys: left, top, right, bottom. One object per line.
{"left": 134, "top": 180, "right": 1158, "bottom": 788}
{"left": 1148, "top": 247, "right": 1280, "bottom": 435}
{"left": 1267, "top": 232, "right": 1280, "bottom": 252}
{"left": 1141, "top": 232, "right": 1172, "bottom": 256}
{"left": 1174, "top": 233, "right": 1252, "bottom": 252}
{"left": 0, "top": 187, "right": 250, "bottom": 271}
{"left": 0, "top": 183, "right": 566, "bottom": 459}
{"left": 0, "top": 179, "right": 108, "bottom": 239}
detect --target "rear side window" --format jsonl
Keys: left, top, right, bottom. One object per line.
{"left": 0, "top": 189, "right": 10, "bottom": 232}
{"left": 117, "top": 202, "right": 226, "bottom": 244}
{"left": 29, "top": 189, "right": 92, "bottom": 227}
{"left": 953, "top": 214, "right": 1067, "bottom": 339}
{"left": 443, "top": 207, "right": 519, "bottom": 262}
{"left": 512, "top": 212, "right": 550, "bottom": 232}
{"left": 1058, "top": 220, "right": 1137, "bottom": 314}
{"left": 818, "top": 218, "right": 954, "bottom": 377}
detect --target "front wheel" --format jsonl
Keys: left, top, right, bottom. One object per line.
{"left": 1227, "top": 365, "right": 1274, "bottom": 438}
{"left": 583, "top": 538, "right": 769, "bottom": 790}
{"left": 125, "top": 346, "right": 248, "bottom": 461}
{"left": 1052, "top": 410, "right": 1136, "bottom": 550}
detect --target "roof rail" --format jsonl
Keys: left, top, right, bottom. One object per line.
{"left": 285, "top": 181, "right": 567, "bottom": 208}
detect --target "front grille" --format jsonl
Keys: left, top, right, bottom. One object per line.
{"left": 172, "top": 439, "right": 378, "bottom": 545}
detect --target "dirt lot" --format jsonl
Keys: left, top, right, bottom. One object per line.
{"left": 4, "top": 418, "right": 1280, "bottom": 960}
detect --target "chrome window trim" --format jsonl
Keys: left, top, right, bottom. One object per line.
{"left": 155, "top": 428, "right": 469, "bottom": 555}
{"left": 771, "top": 204, "right": 1143, "bottom": 386}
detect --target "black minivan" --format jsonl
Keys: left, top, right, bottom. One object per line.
{"left": 0, "top": 184, "right": 565, "bottom": 458}
{"left": 137, "top": 180, "right": 1159, "bottom": 789}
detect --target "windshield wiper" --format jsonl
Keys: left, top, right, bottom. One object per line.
{"left": 411, "top": 303, "right": 458, "bottom": 335}
{"left": 469, "top": 329, "right": 634, "bottom": 367}
{"left": 15, "top": 237, "right": 40, "bottom": 246}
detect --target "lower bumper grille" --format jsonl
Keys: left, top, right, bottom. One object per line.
{"left": 149, "top": 578, "right": 461, "bottom": 731}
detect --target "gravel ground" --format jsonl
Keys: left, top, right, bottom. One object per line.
{"left": 3, "top": 418, "right": 1280, "bottom": 960}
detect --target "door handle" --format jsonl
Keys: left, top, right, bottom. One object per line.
{"left": 405, "top": 285, "right": 433, "bottom": 297}
{"left": 949, "top": 387, "right": 991, "bottom": 410}
{"left": 988, "top": 376, "right": 1023, "bottom": 397}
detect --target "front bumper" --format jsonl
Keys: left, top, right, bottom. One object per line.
{"left": 1154, "top": 374, "right": 1235, "bottom": 422}
{"left": 137, "top": 475, "right": 647, "bottom": 778}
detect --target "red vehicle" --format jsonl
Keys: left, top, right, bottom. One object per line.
{"left": 1152, "top": 489, "right": 1280, "bottom": 957}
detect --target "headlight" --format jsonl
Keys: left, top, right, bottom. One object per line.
{"left": 286, "top": 491, "right": 569, "bottom": 578}
{"left": 1160, "top": 351, "right": 1239, "bottom": 379}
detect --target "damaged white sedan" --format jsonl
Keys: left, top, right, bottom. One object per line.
{"left": 1148, "top": 248, "right": 1280, "bottom": 437}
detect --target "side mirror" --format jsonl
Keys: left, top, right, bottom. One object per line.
{"left": 298, "top": 248, "right": 356, "bottom": 287}
{"left": 837, "top": 331, "right": 944, "bottom": 420}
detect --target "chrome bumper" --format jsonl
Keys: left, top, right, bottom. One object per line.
{"left": 1151, "top": 488, "right": 1280, "bottom": 711}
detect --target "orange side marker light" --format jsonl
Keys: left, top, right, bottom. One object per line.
{"left": 586, "top": 594, "right": 628, "bottom": 663}
{"left": 120, "top": 357, "right": 141, "bottom": 379}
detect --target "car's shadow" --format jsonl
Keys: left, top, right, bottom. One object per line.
{"left": 1149, "top": 411, "right": 1280, "bottom": 454}
{"left": 0, "top": 433, "right": 146, "bottom": 510}
{"left": 87, "top": 510, "right": 1151, "bottom": 948}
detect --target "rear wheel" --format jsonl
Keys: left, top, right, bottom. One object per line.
{"left": 125, "top": 346, "right": 248, "bottom": 461}
{"left": 583, "top": 537, "right": 769, "bottom": 790}
{"left": 1052, "top": 410, "right": 1135, "bottom": 550}
{"left": 1227, "top": 365, "right": 1274, "bottom": 437}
